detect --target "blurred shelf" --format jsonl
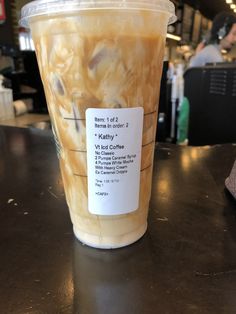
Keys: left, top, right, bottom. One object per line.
{"left": 0, "top": 113, "right": 50, "bottom": 129}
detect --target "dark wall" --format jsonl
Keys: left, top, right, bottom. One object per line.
{"left": 0, "top": 2, "right": 15, "bottom": 46}
{"left": 182, "top": 0, "right": 232, "bottom": 20}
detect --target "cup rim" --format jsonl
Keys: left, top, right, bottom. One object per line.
{"left": 20, "top": 0, "right": 176, "bottom": 28}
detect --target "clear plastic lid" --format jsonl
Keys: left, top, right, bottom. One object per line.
{"left": 20, "top": 0, "right": 176, "bottom": 27}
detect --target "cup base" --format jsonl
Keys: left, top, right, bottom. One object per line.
{"left": 73, "top": 222, "right": 147, "bottom": 249}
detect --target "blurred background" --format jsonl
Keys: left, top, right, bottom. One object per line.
{"left": 0, "top": 0, "right": 236, "bottom": 146}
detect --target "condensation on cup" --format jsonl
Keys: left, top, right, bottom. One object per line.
{"left": 20, "top": 0, "right": 176, "bottom": 249}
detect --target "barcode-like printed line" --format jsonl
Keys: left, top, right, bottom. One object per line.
{"left": 141, "top": 164, "right": 152, "bottom": 172}
{"left": 73, "top": 173, "right": 87, "bottom": 178}
{"left": 142, "top": 141, "right": 155, "bottom": 147}
{"left": 69, "top": 149, "right": 87, "bottom": 153}
{"left": 64, "top": 117, "right": 85, "bottom": 121}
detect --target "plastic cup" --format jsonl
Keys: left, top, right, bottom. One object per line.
{"left": 20, "top": 0, "right": 176, "bottom": 249}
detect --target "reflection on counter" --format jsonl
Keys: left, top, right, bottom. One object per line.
{"left": 28, "top": 121, "right": 51, "bottom": 131}
{"left": 72, "top": 237, "right": 159, "bottom": 314}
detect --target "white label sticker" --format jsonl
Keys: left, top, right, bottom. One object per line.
{"left": 86, "top": 108, "right": 144, "bottom": 215}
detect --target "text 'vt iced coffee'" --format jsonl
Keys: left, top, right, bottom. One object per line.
{"left": 20, "top": 0, "right": 176, "bottom": 248}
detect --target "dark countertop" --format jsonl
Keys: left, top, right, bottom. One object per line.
{"left": 0, "top": 125, "right": 236, "bottom": 314}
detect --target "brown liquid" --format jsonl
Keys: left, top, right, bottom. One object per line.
{"left": 30, "top": 11, "right": 165, "bottom": 248}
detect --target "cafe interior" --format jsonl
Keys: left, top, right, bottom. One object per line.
{"left": 1, "top": 1, "right": 236, "bottom": 313}
{"left": 0, "top": 0, "right": 236, "bottom": 146}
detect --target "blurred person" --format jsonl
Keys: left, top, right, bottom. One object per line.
{"left": 189, "top": 12, "right": 236, "bottom": 67}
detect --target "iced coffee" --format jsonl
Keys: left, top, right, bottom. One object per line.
{"left": 21, "top": 1, "right": 176, "bottom": 248}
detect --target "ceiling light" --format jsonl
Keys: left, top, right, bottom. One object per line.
{"left": 226, "top": 0, "right": 233, "bottom": 3}
{"left": 166, "top": 33, "right": 181, "bottom": 41}
{"left": 230, "top": 3, "right": 236, "bottom": 8}
{"left": 234, "top": 8, "right": 236, "bottom": 12}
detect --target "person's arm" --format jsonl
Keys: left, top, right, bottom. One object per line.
{"left": 195, "top": 41, "right": 205, "bottom": 54}
{"left": 188, "top": 51, "right": 204, "bottom": 67}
